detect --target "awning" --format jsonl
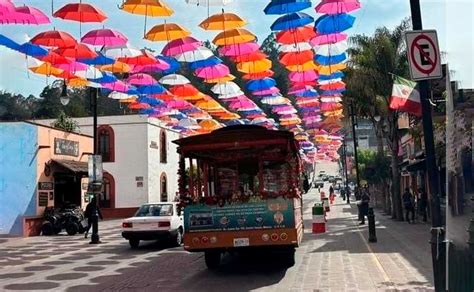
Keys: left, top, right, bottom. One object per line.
{"left": 51, "top": 159, "right": 88, "bottom": 174}
{"left": 406, "top": 159, "right": 426, "bottom": 172}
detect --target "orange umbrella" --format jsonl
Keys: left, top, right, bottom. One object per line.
{"left": 67, "top": 77, "right": 89, "bottom": 87}
{"left": 101, "top": 61, "right": 131, "bottom": 73}
{"left": 196, "top": 99, "right": 222, "bottom": 111}
{"left": 276, "top": 26, "right": 316, "bottom": 44}
{"left": 212, "top": 28, "right": 256, "bottom": 46}
{"left": 199, "top": 12, "right": 247, "bottom": 31}
{"left": 199, "top": 119, "right": 221, "bottom": 131}
{"left": 237, "top": 59, "right": 272, "bottom": 74}
{"left": 204, "top": 74, "right": 236, "bottom": 83}
{"left": 242, "top": 70, "right": 274, "bottom": 80}
{"left": 120, "top": 0, "right": 174, "bottom": 36}
{"left": 218, "top": 112, "right": 241, "bottom": 120}
{"left": 280, "top": 50, "right": 314, "bottom": 66}
{"left": 169, "top": 84, "right": 199, "bottom": 97}
{"left": 145, "top": 23, "right": 190, "bottom": 42}
{"left": 29, "top": 62, "right": 63, "bottom": 76}
{"left": 286, "top": 60, "right": 318, "bottom": 72}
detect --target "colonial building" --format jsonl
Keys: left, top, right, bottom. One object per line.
{"left": 34, "top": 115, "right": 181, "bottom": 218}
{"left": 0, "top": 121, "right": 93, "bottom": 236}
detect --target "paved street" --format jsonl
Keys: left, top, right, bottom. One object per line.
{"left": 0, "top": 186, "right": 434, "bottom": 292}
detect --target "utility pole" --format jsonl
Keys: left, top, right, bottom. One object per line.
{"left": 342, "top": 136, "right": 350, "bottom": 204}
{"left": 409, "top": 1, "right": 445, "bottom": 290}
{"left": 90, "top": 87, "right": 101, "bottom": 245}
{"left": 350, "top": 101, "right": 361, "bottom": 198}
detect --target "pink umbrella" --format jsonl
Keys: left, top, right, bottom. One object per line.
{"left": 167, "top": 100, "right": 192, "bottom": 110}
{"left": 288, "top": 85, "right": 314, "bottom": 94}
{"left": 13, "top": 6, "right": 50, "bottom": 24}
{"left": 102, "top": 80, "right": 130, "bottom": 92}
{"left": 195, "top": 64, "right": 230, "bottom": 79}
{"left": 320, "top": 96, "right": 342, "bottom": 103}
{"left": 229, "top": 98, "right": 256, "bottom": 110}
{"left": 310, "top": 33, "right": 347, "bottom": 46}
{"left": 289, "top": 70, "right": 319, "bottom": 83}
{"left": 131, "top": 61, "right": 170, "bottom": 73}
{"left": 56, "top": 61, "right": 89, "bottom": 72}
{"left": 218, "top": 42, "right": 259, "bottom": 57}
{"left": 126, "top": 73, "right": 156, "bottom": 85}
{"left": 162, "top": 36, "right": 201, "bottom": 56}
{"left": 315, "top": 0, "right": 361, "bottom": 14}
{"left": 252, "top": 87, "right": 280, "bottom": 96}
{"left": 81, "top": 28, "right": 128, "bottom": 46}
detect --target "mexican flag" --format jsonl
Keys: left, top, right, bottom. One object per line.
{"left": 389, "top": 75, "right": 422, "bottom": 117}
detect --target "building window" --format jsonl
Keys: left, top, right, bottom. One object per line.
{"left": 98, "top": 125, "right": 115, "bottom": 162}
{"left": 160, "top": 173, "right": 167, "bottom": 202}
{"left": 160, "top": 130, "right": 167, "bottom": 163}
{"left": 100, "top": 173, "right": 115, "bottom": 208}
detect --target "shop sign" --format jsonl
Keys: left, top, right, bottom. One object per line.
{"left": 54, "top": 138, "right": 79, "bottom": 157}
{"left": 38, "top": 182, "right": 54, "bottom": 190}
{"left": 38, "top": 192, "right": 49, "bottom": 207}
{"left": 184, "top": 198, "right": 295, "bottom": 233}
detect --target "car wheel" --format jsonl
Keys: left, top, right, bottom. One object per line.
{"left": 66, "top": 222, "right": 79, "bottom": 236}
{"left": 174, "top": 227, "right": 183, "bottom": 247}
{"left": 41, "top": 222, "right": 54, "bottom": 236}
{"left": 129, "top": 239, "right": 140, "bottom": 248}
{"left": 282, "top": 248, "right": 296, "bottom": 268}
{"left": 204, "top": 250, "right": 221, "bottom": 269}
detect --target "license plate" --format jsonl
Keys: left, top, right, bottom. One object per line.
{"left": 233, "top": 238, "right": 249, "bottom": 247}
{"left": 136, "top": 223, "right": 155, "bottom": 230}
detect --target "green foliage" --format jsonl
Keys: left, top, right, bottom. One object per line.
{"left": 357, "top": 149, "right": 391, "bottom": 184}
{"left": 50, "top": 111, "right": 79, "bottom": 132}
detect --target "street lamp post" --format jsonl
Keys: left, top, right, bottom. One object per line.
{"left": 342, "top": 136, "right": 350, "bottom": 204}
{"left": 409, "top": 1, "right": 445, "bottom": 290}
{"left": 350, "top": 101, "right": 361, "bottom": 199}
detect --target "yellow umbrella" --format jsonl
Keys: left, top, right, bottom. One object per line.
{"left": 196, "top": 99, "right": 222, "bottom": 111}
{"left": 204, "top": 74, "right": 236, "bottom": 83}
{"left": 237, "top": 59, "right": 272, "bottom": 74}
{"left": 145, "top": 23, "right": 191, "bottom": 42}
{"left": 120, "top": 0, "right": 174, "bottom": 36}
{"left": 119, "top": 97, "right": 137, "bottom": 103}
{"left": 199, "top": 12, "right": 247, "bottom": 31}
{"left": 182, "top": 92, "right": 206, "bottom": 101}
{"left": 219, "top": 113, "right": 241, "bottom": 120}
{"left": 29, "top": 62, "right": 63, "bottom": 76}
{"left": 67, "top": 78, "right": 89, "bottom": 88}
{"left": 212, "top": 28, "right": 256, "bottom": 46}
{"left": 199, "top": 119, "right": 221, "bottom": 131}
{"left": 100, "top": 61, "right": 131, "bottom": 73}
{"left": 286, "top": 61, "right": 318, "bottom": 72}
{"left": 317, "top": 63, "right": 347, "bottom": 75}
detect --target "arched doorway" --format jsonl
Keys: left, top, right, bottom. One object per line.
{"left": 160, "top": 173, "right": 167, "bottom": 202}
{"left": 160, "top": 130, "right": 167, "bottom": 163}
{"left": 100, "top": 172, "right": 115, "bottom": 208}
{"left": 98, "top": 125, "right": 115, "bottom": 162}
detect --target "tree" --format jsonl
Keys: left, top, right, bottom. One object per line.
{"left": 345, "top": 18, "right": 411, "bottom": 220}
{"left": 50, "top": 111, "right": 80, "bottom": 132}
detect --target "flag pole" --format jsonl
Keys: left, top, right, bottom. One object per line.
{"left": 409, "top": 1, "right": 446, "bottom": 291}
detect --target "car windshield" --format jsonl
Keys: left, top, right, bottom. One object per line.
{"left": 135, "top": 204, "right": 173, "bottom": 217}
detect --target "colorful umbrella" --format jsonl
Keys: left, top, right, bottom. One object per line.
{"left": 314, "top": 52, "right": 347, "bottom": 66}
{"left": 213, "top": 28, "right": 256, "bottom": 46}
{"left": 276, "top": 26, "right": 316, "bottom": 44}
{"left": 289, "top": 70, "right": 318, "bottom": 82}
{"left": 118, "top": 49, "right": 157, "bottom": 65}
{"left": 315, "top": 14, "right": 355, "bottom": 34}
{"left": 169, "top": 84, "right": 199, "bottom": 97}
{"left": 53, "top": 3, "right": 106, "bottom": 36}
{"left": 120, "top": 0, "right": 173, "bottom": 36}
{"left": 315, "top": 0, "right": 361, "bottom": 14}
{"left": 79, "top": 53, "right": 114, "bottom": 65}
{"left": 126, "top": 73, "right": 156, "bottom": 85}
{"left": 313, "top": 41, "right": 348, "bottom": 56}
{"left": 131, "top": 62, "right": 171, "bottom": 73}
{"left": 101, "top": 44, "right": 141, "bottom": 58}
{"left": 186, "top": 0, "right": 234, "bottom": 6}
{"left": 53, "top": 43, "right": 98, "bottom": 59}
{"left": 199, "top": 119, "right": 221, "bottom": 131}
{"left": 100, "top": 61, "right": 131, "bottom": 73}
{"left": 11, "top": 5, "right": 50, "bottom": 25}
{"left": 211, "top": 81, "right": 241, "bottom": 95}
{"left": 162, "top": 36, "right": 201, "bottom": 56}
{"left": 30, "top": 30, "right": 77, "bottom": 47}
{"left": 102, "top": 80, "right": 131, "bottom": 92}
{"left": 310, "top": 32, "right": 347, "bottom": 45}
{"left": 237, "top": 59, "right": 272, "bottom": 74}
{"left": 218, "top": 42, "right": 259, "bottom": 57}
{"left": 195, "top": 63, "right": 230, "bottom": 79}
{"left": 196, "top": 99, "right": 222, "bottom": 111}
{"left": 81, "top": 29, "right": 128, "bottom": 46}
{"left": 175, "top": 47, "right": 214, "bottom": 62}
{"left": 159, "top": 74, "right": 190, "bottom": 85}
{"left": 145, "top": 23, "right": 190, "bottom": 42}
{"left": 29, "top": 62, "right": 63, "bottom": 76}
{"left": 199, "top": 12, "right": 247, "bottom": 31}
{"left": 189, "top": 55, "right": 222, "bottom": 69}
{"left": 264, "top": 0, "right": 312, "bottom": 15}
{"left": 246, "top": 78, "right": 276, "bottom": 91}
{"left": 279, "top": 42, "right": 312, "bottom": 53}
{"left": 280, "top": 50, "right": 314, "bottom": 66}
{"left": 204, "top": 74, "right": 236, "bottom": 83}
{"left": 270, "top": 12, "right": 314, "bottom": 31}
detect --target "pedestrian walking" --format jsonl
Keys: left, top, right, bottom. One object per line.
{"left": 358, "top": 188, "right": 370, "bottom": 225}
{"left": 303, "top": 173, "right": 310, "bottom": 194}
{"left": 417, "top": 188, "right": 428, "bottom": 222}
{"left": 329, "top": 185, "right": 334, "bottom": 196}
{"left": 402, "top": 188, "right": 415, "bottom": 223}
{"left": 84, "top": 196, "right": 103, "bottom": 239}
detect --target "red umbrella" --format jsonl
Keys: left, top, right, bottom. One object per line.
{"left": 280, "top": 50, "right": 314, "bottom": 66}
{"left": 231, "top": 51, "right": 267, "bottom": 63}
{"left": 242, "top": 70, "right": 274, "bottom": 80}
{"left": 53, "top": 43, "right": 98, "bottom": 59}
{"left": 276, "top": 26, "right": 316, "bottom": 44}
{"left": 40, "top": 51, "right": 72, "bottom": 65}
{"left": 53, "top": 3, "right": 107, "bottom": 22}
{"left": 118, "top": 49, "right": 156, "bottom": 66}
{"left": 31, "top": 30, "right": 77, "bottom": 48}
{"left": 169, "top": 84, "right": 199, "bottom": 97}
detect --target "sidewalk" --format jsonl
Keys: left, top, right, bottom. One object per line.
{"left": 293, "top": 191, "right": 434, "bottom": 291}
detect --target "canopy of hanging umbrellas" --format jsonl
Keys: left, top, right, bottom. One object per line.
{"left": 0, "top": 0, "right": 360, "bottom": 165}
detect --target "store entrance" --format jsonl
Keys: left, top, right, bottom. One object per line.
{"left": 54, "top": 174, "right": 82, "bottom": 208}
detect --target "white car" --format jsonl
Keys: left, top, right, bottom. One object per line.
{"left": 121, "top": 202, "right": 183, "bottom": 248}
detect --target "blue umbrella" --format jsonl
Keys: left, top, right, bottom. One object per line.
{"left": 127, "top": 88, "right": 140, "bottom": 95}
{"left": 0, "top": 34, "right": 20, "bottom": 50}
{"left": 17, "top": 42, "right": 48, "bottom": 57}
{"left": 171, "top": 112, "right": 187, "bottom": 120}
{"left": 270, "top": 12, "right": 314, "bottom": 31}
{"left": 321, "top": 89, "right": 345, "bottom": 95}
{"left": 264, "top": 0, "right": 312, "bottom": 15}
{"left": 225, "top": 119, "right": 248, "bottom": 126}
{"left": 315, "top": 14, "right": 355, "bottom": 34}
{"left": 299, "top": 106, "right": 320, "bottom": 112}
{"left": 137, "top": 97, "right": 165, "bottom": 106}
{"left": 136, "top": 84, "right": 166, "bottom": 94}
{"left": 139, "top": 108, "right": 154, "bottom": 115}
{"left": 79, "top": 53, "right": 114, "bottom": 65}
{"left": 189, "top": 56, "right": 222, "bottom": 70}
{"left": 294, "top": 89, "right": 319, "bottom": 97}
{"left": 319, "top": 71, "right": 344, "bottom": 81}
{"left": 241, "top": 109, "right": 264, "bottom": 115}
{"left": 157, "top": 55, "right": 180, "bottom": 74}
{"left": 246, "top": 78, "right": 276, "bottom": 91}
{"left": 314, "top": 53, "right": 347, "bottom": 66}
{"left": 90, "top": 72, "right": 117, "bottom": 84}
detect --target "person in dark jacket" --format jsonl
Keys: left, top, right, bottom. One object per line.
{"left": 303, "top": 173, "right": 310, "bottom": 194}
{"left": 84, "top": 196, "right": 103, "bottom": 238}
{"left": 417, "top": 188, "right": 428, "bottom": 222}
{"left": 359, "top": 187, "right": 370, "bottom": 224}
{"left": 402, "top": 188, "right": 415, "bottom": 223}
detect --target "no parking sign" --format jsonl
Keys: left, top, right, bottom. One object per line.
{"left": 406, "top": 30, "right": 443, "bottom": 81}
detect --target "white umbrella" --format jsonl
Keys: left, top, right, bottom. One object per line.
{"left": 211, "top": 81, "right": 241, "bottom": 95}
{"left": 185, "top": 0, "right": 233, "bottom": 6}
{"left": 76, "top": 66, "right": 103, "bottom": 79}
{"left": 175, "top": 47, "right": 214, "bottom": 62}
{"left": 320, "top": 96, "right": 342, "bottom": 103}
{"left": 280, "top": 42, "right": 312, "bottom": 53}
{"left": 108, "top": 91, "right": 137, "bottom": 100}
{"left": 318, "top": 78, "right": 342, "bottom": 85}
{"left": 178, "top": 118, "right": 201, "bottom": 130}
{"left": 159, "top": 74, "right": 190, "bottom": 85}
{"left": 218, "top": 91, "right": 245, "bottom": 99}
{"left": 261, "top": 96, "right": 288, "bottom": 105}
{"left": 313, "top": 41, "right": 348, "bottom": 56}
{"left": 101, "top": 43, "right": 142, "bottom": 59}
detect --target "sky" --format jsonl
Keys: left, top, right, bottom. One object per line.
{"left": 0, "top": 0, "right": 472, "bottom": 97}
